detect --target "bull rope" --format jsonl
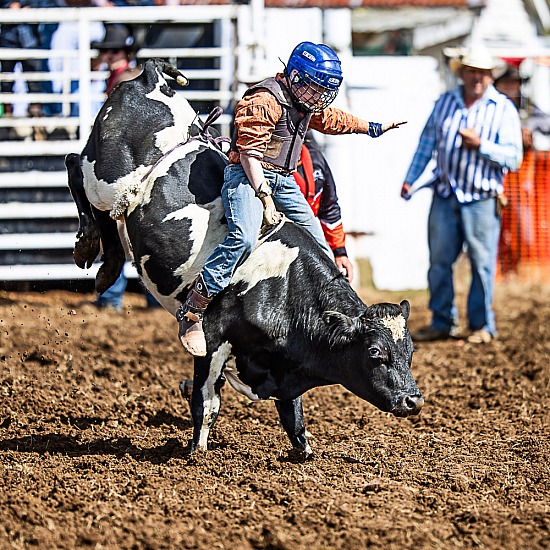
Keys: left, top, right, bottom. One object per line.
{"left": 255, "top": 216, "right": 287, "bottom": 250}
{"left": 139, "top": 106, "right": 230, "bottom": 186}
{"left": 111, "top": 107, "right": 230, "bottom": 220}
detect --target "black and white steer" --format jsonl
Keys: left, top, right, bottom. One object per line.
{"left": 66, "top": 59, "right": 424, "bottom": 456}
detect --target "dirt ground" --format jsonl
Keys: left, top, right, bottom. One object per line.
{"left": 0, "top": 280, "right": 548, "bottom": 550}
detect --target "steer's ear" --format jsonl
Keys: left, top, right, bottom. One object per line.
{"left": 400, "top": 300, "right": 411, "bottom": 320}
{"left": 322, "top": 311, "right": 362, "bottom": 347}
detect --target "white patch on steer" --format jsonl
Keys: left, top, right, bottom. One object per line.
{"left": 232, "top": 240, "right": 299, "bottom": 294}
{"left": 198, "top": 341, "right": 232, "bottom": 450}
{"left": 81, "top": 158, "right": 155, "bottom": 216}
{"left": 382, "top": 314, "right": 406, "bottom": 342}
{"left": 146, "top": 78, "right": 197, "bottom": 153}
{"left": 163, "top": 199, "right": 228, "bottom": 298}
{"left": 81, "top": 159, "right": 120, "bottom": 211}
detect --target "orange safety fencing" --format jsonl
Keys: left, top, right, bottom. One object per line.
{"left": 498, "top": 150, "right": 550, "bottom": 283}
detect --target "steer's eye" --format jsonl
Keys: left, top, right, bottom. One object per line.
{"left": 368, "top": 346, "right": 381, "bottom": 359}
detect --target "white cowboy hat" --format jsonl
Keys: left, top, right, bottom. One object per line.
{"left": 446, "top": 45, "right": 499, "bottom": 75}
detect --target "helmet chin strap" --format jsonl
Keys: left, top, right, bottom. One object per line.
{"left": 283, "top": 69, "right": 306, "bottom": 111}
{"left": 282, "top": 68, "right": 311, "bottom": 112}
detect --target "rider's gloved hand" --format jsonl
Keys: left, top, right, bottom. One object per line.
{"left": 260, "top": 195, "right": 283, "bottom": 226}
{"left": 256, "top": 180, "right": 282, "bottom": 226}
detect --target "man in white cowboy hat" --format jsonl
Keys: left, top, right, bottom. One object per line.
{"left": 401, "top": 44, "right": 523, "bottom": 344}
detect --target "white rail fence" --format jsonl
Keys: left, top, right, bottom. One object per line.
{"left": 0, "top": 5, "right": 247, "bottom": 283}
{"left": 0, "top": 6, "right": 240, "bottom": 154}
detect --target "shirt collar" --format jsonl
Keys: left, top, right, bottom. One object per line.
{"left": 452, "top": 84, "right": 500, "bottom": 108}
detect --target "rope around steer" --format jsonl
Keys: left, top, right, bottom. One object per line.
{"left": 139, "top": 106, "right": 230, "bottom": 186}
{"left": 110, "top": 106, "right": 230, "bottom": 221}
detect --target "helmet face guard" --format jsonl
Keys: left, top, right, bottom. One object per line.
{"left": 288, "top": 72, "right": 339, "bottom": 113}
{"left": 286, "top": 42, "right": 343, "bottom": 113}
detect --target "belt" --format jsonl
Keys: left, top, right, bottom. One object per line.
{"left": 261, "top": 162, "right": 292, "bottom": 176}
{"left": 230, "top": 160, "right": 292, "bottom": 176}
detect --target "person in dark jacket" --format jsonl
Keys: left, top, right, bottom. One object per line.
{"left": 91, "top": 24, "right": 141, "bottom": 97}
{"left": 293, "top": 131, "right": 354, "bottom": 282}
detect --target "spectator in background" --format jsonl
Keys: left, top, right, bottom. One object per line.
{"left": 92, "top": 0, "right": 153, "bottom": 5}
{"left": 401, "top": 46, "right": 523, "bottom": 344}
{"left": 91, "top": 24, "right": 141, "bottom": 97}
{"left": 494, "top": 63, "right": 550, "bottom": 151}
{"left": 293, "top": 131, "right": 354, "bottom": 282}
{"left": 0, "top": 0, "right": 45, "bottom": 117}
{"left": 48, "top": 1, "right": 105, "bottom": 119}
{"left": 34, "top": 0, "right": 67, "bottom": 117}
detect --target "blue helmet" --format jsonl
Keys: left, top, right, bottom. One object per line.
{"left": 285, "top": 42, "right": 343, "bottom": 112}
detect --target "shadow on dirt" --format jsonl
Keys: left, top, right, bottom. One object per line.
{"left": 0, "top": 434, "right": 191, "bottom": 463}
{"left": 40, "top": 411, "right": 189, "bottom": 431}
{"left": 145, "top": 409, "right": 187, "bottom": 429}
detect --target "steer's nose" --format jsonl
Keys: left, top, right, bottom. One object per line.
{"left": 393, "top": 394, "right": 424, "bottom": 417}
{"left": 404, "top": 394, "right": 424, "bottom": 415}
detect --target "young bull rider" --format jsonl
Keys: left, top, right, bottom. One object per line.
{"left": 176, "top": 41, "right": 407, "bottom": 356}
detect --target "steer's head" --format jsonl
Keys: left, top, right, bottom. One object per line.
{"left": 323, "top": 300, "right": 424, "bottom": 417}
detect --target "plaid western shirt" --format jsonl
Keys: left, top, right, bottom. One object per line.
{"left": 404, "top": 84, "right": 523, "bottom": 203}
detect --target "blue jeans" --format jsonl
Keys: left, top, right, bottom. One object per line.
{"left": 201, "top": 163, "right": 331, "bottom": 295}
{"left": 96, "top": 271, "right": 127, "bottom": 310}
{"left": 427, "top": 193, "right": 501, "bottom": 336}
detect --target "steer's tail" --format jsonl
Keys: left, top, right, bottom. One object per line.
{"left": 151, "top": 58, "right": 189, "bottom": 87}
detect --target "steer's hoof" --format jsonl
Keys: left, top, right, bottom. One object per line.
{"left": 74, "top": 227, "right": 101, "bottom": 269}
{"left": 188, "top": 441, "right": 208, "bottom": 455}
{"left": 283, "top": 446, "right": 313, "bottom": 462}
{"left": 95, "top": 254, "right": 125, "bottom": 294}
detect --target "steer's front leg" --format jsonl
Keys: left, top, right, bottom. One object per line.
{"left": 275, "top": 397, "right": 312, "bottom": 458}
{"left": 190, "top": 354, "right": 225, "bottom": 452}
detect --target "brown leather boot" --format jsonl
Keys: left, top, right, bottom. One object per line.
{"left": 176, "top": 274, "right": 213, "bottom": 357}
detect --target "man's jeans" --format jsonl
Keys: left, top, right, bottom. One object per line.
{"left": 201, "top": 163, "right": 331, "bottom": 296}
{"left": 428, "top": 193, "right": 501, "bottom": 336}
{"left": 96, "top": 271, "right": 127, "bottom": 311}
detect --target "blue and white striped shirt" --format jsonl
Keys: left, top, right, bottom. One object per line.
{"left": 405, "top": 85, "right": 523, "bottom": 204}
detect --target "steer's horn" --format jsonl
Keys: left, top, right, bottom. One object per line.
{"left": 176, "top": 74, "right": 189, "bottom": 87}
{"left": 156, "top": 59, "right": 189, "bottom": 87}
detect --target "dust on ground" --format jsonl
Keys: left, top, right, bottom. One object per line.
{"left": 0, "top": 283, "right": 548, "bottom": 549}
